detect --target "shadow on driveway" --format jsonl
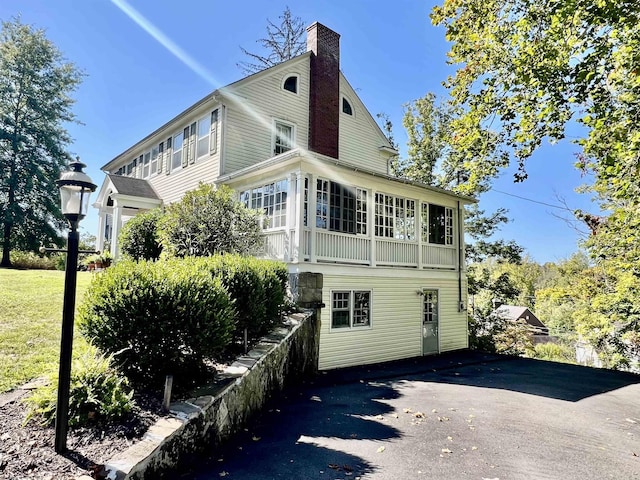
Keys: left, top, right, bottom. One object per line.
{"left": 181, "top": 351, "right": 640, "bottom": 479}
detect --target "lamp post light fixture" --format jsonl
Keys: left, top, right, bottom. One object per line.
{"left": 54, "top": 159, "right": 96, "bottom": 454}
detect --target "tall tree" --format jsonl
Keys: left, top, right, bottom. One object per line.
{"left": 237, "top": 7, "right": 306, "bottom": 75}
{"left": 431, "top": 0, "right": 640, "bottom": 367}
{"left": 0, "top": 18, "right": 82, "bottom": 267}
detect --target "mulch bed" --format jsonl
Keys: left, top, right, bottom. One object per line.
{"left": 0, "top": 388, "right": 164, "bottom": 480}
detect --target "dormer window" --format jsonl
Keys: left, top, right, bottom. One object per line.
{"left": 342, "top": 98, "right": 353, "bottom": 116}
{"left": 283, "top": 75, "right": 298, "bottom": 93}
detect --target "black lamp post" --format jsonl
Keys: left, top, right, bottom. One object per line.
{"left": 54, "top": 159, "right": 96, "bottom": 454}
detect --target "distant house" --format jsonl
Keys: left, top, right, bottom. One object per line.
{"left": 492, "top": 305, "right": 549, "bottom": 336}
{"left": 93, "top": 22, "right": 476, "bottom": 371}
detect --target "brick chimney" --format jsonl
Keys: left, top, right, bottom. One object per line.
{"left": 307, "top": 22, "right": 340, "bottom": 159}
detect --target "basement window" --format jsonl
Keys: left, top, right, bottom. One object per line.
{"left": 331, "top": 290, "right": 372, "bottom": 330}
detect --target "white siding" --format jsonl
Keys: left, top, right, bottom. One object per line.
{"left": 317, "top": 271, "right": 468, "bottom": 370}
{"left": 338, "top": 74, "right": 393, "bottom": 175}
{"left": 148, "top": 153, "right": 220, "bottom": 205}
{"left": 223, "top": 57, "right": 310, "bottom": 174}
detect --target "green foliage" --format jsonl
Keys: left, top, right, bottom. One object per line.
{"left": 119, "top": 208, "right": 163, "bottom": 261}
{"left": 430, "top": 0, "right": 640, "bottom": 368}
{"left": 159, "top": 184, "right": 263, "bottom": 258}
{"left": 470, "top": 313, "right": 533, "bottom": 356}
{"left": 78, "top": 259, "right": 236, "bottom": 389}
{"left": 529, "top": 343, "right": 576, "bottom": 364}
{"left": 24, "top": 346, "right": 134, "bottom": 427}
{"left": 187, "top": 255, "right": 288, "bottom": 345}
{"left": 9, "top": 250, "right": 60, "bottom": 270}
{"left": 0, "top": 18, "right": 83, "bottom": 267}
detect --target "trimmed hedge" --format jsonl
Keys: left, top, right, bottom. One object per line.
{"left": 118, "top": 208, "right": 163, "bottom": 261}
{"left": 196, "top": 255, "right": 288, "bottom": 344}
{"left": 78, "top": 255, "right": 288, "bottom": 390}
{"left": 78, "top": 259, "right": 236, "bottom": 389}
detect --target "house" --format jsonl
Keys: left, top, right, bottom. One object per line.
{"left": 492, "top": 305, "right": 549, "bottom": 336}
{"left": 93, "top": 22, "right": 475, "bottom": 370}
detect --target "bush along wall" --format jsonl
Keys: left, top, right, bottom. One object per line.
{"left": 78, "top": 255, "right": 289, "bottom": 391}
{"left": 78, "top": 259, "right": 236, "bottom": 391}
{"left": 196, "top": 255, "right": 288, "bottom": 345}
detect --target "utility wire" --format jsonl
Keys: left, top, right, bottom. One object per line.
{"left": 491, "top": 189, "right": 571, "bottom": 210}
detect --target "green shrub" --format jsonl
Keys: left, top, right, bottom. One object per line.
{"left": 78, "top": 259, "right": 236, "bottom": 389}
{"left": 199, "top": 255, "right": 288, "bottom": 344}
{"left": 24, "top": 346, "right": 134, "bottom": 427}
{"left": 530, "top": 342, "right": 576, "bottom": 364}
{"left": 159, "top": 184, "right": 263, "bottom": 258}
{"left": 10, "top": 250, "right": 60, "bottom": 270}
{"left": 119, "top": 208, "right": 163, "bottom": 261}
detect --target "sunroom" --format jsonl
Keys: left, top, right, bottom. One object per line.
{"left": 221, "top": 151, "right": 472, "bottom": 271}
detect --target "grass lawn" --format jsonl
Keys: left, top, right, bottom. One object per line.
{"left": 0, "top": 269, "right": 93, "bottom": 393}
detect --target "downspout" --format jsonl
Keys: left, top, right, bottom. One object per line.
{"left": 457, "top": 200, "right": 464, "bottom": 312}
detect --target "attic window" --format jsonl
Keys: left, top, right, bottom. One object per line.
{"left": 283, "top": 75, "right": 298, "bottom": 93}
{"left": 342, "top": 98, "right": 353, "bottom": 115}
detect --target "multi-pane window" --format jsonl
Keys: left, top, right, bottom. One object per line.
{"left": 274, "top": 121, "right": 293, "bottom": 155}
{"left": 151, "top": 146, "right": 159, "bottom": 175}
{"left": 316, "top": 180, "right": 366, "bottom": 235}
{"left": 240, "top": 179, "right": 288, "bottom": 229}
{"left": 197, "top": 114, "right": 211, "bottom": 159}
{"left": 331, "top": 290, "right": 371, "bottom": 329}
{"left": 421, "top": 203, "right": 454, "bottom": 245}
{"left": 142, "top": 152, "right": 151, "bottom": 178}
{"left": 126, "top": 159, "right": 136, "bottom": 177}
{"left": 172, "top": 131, "right": 184, "bottom": 170}
{"left": 375, "top": 193, "right": 416, "bottom": 240}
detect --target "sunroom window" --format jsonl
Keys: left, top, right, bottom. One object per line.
{"left": 316, "top": 180, "right": 367, "bottom": 235}
{"left": 375, "top": 193, "right": 416, "bottom": 240}
{"left": 421, "top": 203, "right": 454, "bottom": 245}
{"left": 240, "top": 179, "right": 288, "bottom": 229}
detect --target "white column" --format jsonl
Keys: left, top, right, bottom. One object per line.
{"left": 368, "top": 189, "right": 376, "bottom": 267}
{"left": 308, "top": 173, "right": 316, "bottom": 263}
{"left": 96, "top": 209, "right": 106, "bottom": 253}
{"left": 111, "top": 202, "right": 123, "bottom": 259}
{"left": 292, "top": 172, "right": 305, "bottom": 263}
{"left": 418, "top": 202, "right": 424, "bottom": 269}
{"left": 285, "top": 172, "right": 296, "bottom": 262}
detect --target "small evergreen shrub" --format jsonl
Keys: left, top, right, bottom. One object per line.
{"left": 24, "top": 346, "right": 134, "bottom": 427}
{"left": 119, "top": 208, "right": 163, "bottom": 261}
{"left": 78, "top": 259, "right": 236, "bottom": 389}
{"left": 199, "top": 255, "right": 288, "bottom": 343}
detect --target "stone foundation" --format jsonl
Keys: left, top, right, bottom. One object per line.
{"left": 100, "top": 311, "right": 319, "bottom": 479}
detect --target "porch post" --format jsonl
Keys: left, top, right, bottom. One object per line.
{"left": 308, "top": 173, "right": 316, "bottom": 263}
{"left": 418, "top": 201, "right": 424, "bottom": 269}
{"left": 286, "top": 172, "right": 296, "bottom": 262}
{"left": 96, "top": 209, "right": 106, "bottom": 253}
{"left": 294, "top": 172, "right": 305, "bottom": 263}
{"left": 368, "top": 189, "right": 376, "bottom": 267}
{"left": 111, "top": 202, "right": 123, "bottom": 259}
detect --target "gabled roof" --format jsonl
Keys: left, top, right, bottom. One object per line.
{"left": 101, "top": 51, "right": 313, "bottom": 172}
{"left": 107, "top": 174, "right": 160, "bottom": 200}
{"left": 493, "top": 305, "right": 547, "bottom": 330}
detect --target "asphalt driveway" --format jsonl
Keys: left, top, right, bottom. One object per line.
{"left": 180, "top": 352, "right": 640, "bottom": 480}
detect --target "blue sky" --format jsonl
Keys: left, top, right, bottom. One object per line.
{"left": 1, "top": 0, "right": 596, "bottom": 263}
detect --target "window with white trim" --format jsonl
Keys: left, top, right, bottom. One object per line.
{"left": 240, "top": 178, "right": 288, "bottom": 229}
{"left": 331, "top": 290, "right": 371, "bottom": 329}
{"left": 274, "top": 121, "right": 293, "bottom": 155}
{"left": 197, "top": 114, "right": 211, "bottom": 159}
{"left": 421, "top": 203, "right": 454, "bottom": 245}
{"left": 375, "top": 193, "right": 416, "bottom": 240}
{"left": 316, "top": 179, "right": 367, "bottom": 235}
{"left": 142, "top": 152, "right": 151, "bottom": 178}
{"left": 151, "top": 145, "right": 159, "bottom": 175}
{"left": 283, "top": 75, "right": 298, "bottom": 93}
{"left": 172, "top": 131, "right": 184, "bottom": 171}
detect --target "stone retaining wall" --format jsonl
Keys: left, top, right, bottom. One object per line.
{"left": 102, "top": 311, "right": 319, "bottom": 479}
